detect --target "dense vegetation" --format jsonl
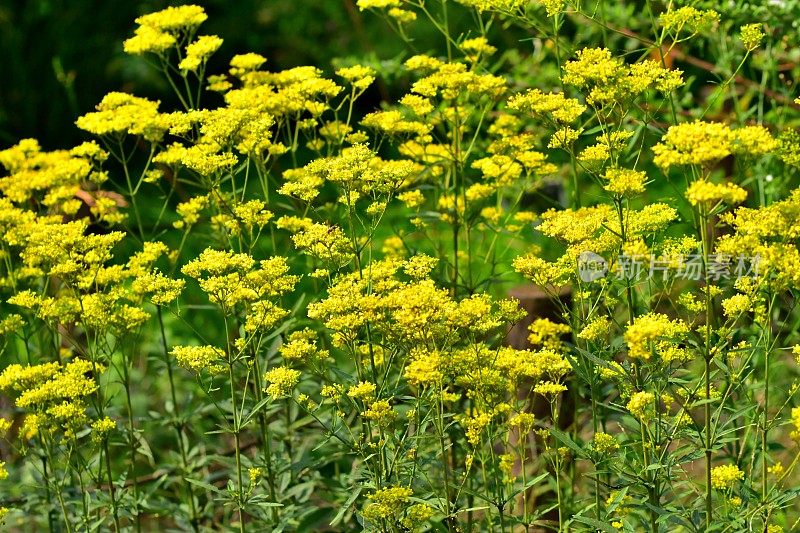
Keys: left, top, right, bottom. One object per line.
{"left": 2, "top": 1, "right": 800, "bottom": 531}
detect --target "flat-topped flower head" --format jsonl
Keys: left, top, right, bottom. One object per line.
{"left": 625, "top": 313, "right": 688, "bottom": 361}
{"left": 507, "top": 89, "right": 586, "bottom": 124}
{"left": 660, "top": 6, "right": 719, "bottom": 36}
{"left": 710, "top": 464, "right": 744, "bottom": 489}
{"left": 124, "top": 5, "right": 207, "bottom": 56}
{"left": 263, "top": 367, "right": 301, "bottom": 399}
{"left": 653, "top": 121, "right": 734, "bottom": 169}
{"left": 603, "top": 167, "right": 647, "bottom": 196}
{"left": 134, "top": 5, "right": 208, "bottom": 33}
{"left": 685, "top": 180, "right": 747, "bottom": 207}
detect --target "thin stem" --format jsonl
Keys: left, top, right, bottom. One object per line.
{"left": 157, "top": 307, "right": 200, "bottom": 532}
{"left": 227, "top": 358, "right": 246, "bottom": 533}
{"left": 252, "top": 351, "right": 280, "bottom": 523}
{"left": 103, "top": 439, "right": 121, "bottom": 532}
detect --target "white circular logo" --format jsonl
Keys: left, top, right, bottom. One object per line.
{"left": 578, "top": 251, "right": 607, "bottom": 282}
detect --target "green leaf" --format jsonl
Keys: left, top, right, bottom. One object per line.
{"left": 549, "top": 427, "right": 584, "bottom": 457}
{"left": 330, "top": 486, "right": 362, "bottom": 527}
{"left": 185, "top": 478, "right": 224, "bottom": 496}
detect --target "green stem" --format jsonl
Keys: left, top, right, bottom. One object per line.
{"left": 705, "top": 356, "right": 713, "bottom": 528}
{"left": 103, "top": 439, "right": 121, "bottom": 532}
{"left": 252, "top": 352, "right": 280, "bottom": 522}
{"left": 157, "top": 307, "right": 200, "bottom": 532}
{"left": 122, "top": 358, "right": 142, "bottom": 532}
{"left": 228, "top": 358, "right": 246, "bottom": 533}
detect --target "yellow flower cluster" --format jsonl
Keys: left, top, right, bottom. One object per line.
{"left": 76, "top": 92, "right": 169, "bottom": 142}
{"left": 461, "top": 37, "right": 497, "bottom": 61}
{"left": 407, "top": 58, "right": 506, "bottom": 101}
{"left": 603, "top": 167, "right": 647, "bottom": 196}
{"left": 562, "top": 48, "right": 683, "bottom": 105}
{"left": 626, "top": 391, "right": 655, "bottom": 419}
{"left": 592, "top": 432, "right": 619, "bottom": 455}
{"left": 362, "top": 486, "right": 414, "bottom": 522}
{"left": 181, "top": 248, "right": 297, "bottom": 307}
{"left": 791, "top": 407, "right": 800, "bottom": 440}
{"left": 179, "top": 35, "right": 224, "bottom": 71}
{"left": 660, "top": 7, "right": 720, "bottom": 36}
{"left": 710, "top": 464, "right": 744, "bottom": 489}
{"left": 685, "top": 179, "right": 748, "bottom": 207}
{"left": 527, "top": 318, "right": 570, "bottom": 351}
{"left": 739, "top": 24, "right": 765, "bottom": 51}
{"left": 336, "top": 65, "right": 376, "bottom": 90}
{"left": 0, "top": 139, "right": 107, "bottom": 214}
{"left": 624, "top": 313, "right": 688, "bottom": 361}
{"left": 279, "top": 329, "right": 329, "bottom": 364}
{"left": 540, "top": 0, "right": 566, "bottom": 17}
{"left": 124, "top": 5, "right": 208, "bottom": 55}
{"left": 263, "top": 367, "right": 301, "bottom": 399}
{"left": 653, "top": 121, "right": 776, "bottom": 169}
{"left": 171, "top": 345, "right": 225, "bottom": 373}
{"left": 0, "top": 359, "right": 103, "bottom": 440}
{"left": 507, "top": 89, "right": 586, "bottom": 124}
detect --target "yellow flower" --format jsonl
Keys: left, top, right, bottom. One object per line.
{"left": 653, "top": 121, "right": 734, "bottom": 169}
{"left": 768, "top": 463, "right": 785, "bottom": 477}
{"left": 508, "top": 89, "right": 585, "bottom": 124}
{"left": 401, "top": 503, "right": 434, "bottom": 529}
{"left": 685, "top": 180, "right": 747, "bottom": 207}
{"left": 578, "top": 316, "right": 611, "bottom": 342}
{"left": 626, "top": 391, "right": 655, "bottom": 420}
{"left": 336, "top": 65, "right": 376, "bottom": 90}
{"left": 740, "top": 24, "right": 765, "bottom": 51}
{"left": 790, "top": 407, "right": 800, "bottom": 440}
{"left": 362, "top": 486, "right": 413, "bottom": 522}
{"left": 347, "top": 381, "right": 377, "bottom": 401}
{"left": 661, "top": 7, "right": 719, "bottom": 35}
{"left": 134, "top": 5, "right": 208, "bottom": 32}
{"left": 179, "top": 35, "right": 224, "bottom": 71}
{"left": 603, "top": 167, "right": 647, "bottom": 196}
{"left": 722, "top": 294, "right": 752, "bottom": 318}
{"left": 540, "top": 0, "right": 565, "bottom": 17}
{"left": 363, "top": 399, "right": 396, "bottom": 425}
{"left": 710, "top": 464, "right": 744, "bottom": 489}
{"left": 527, "top": 318, "right": 570, "bottom": 351}
{"left": 91, "top": 417, "right": 116, "bottom": 442}
{"left": 592, "top": 432, "right": 619, "bottom": 455}
{"left": 461, "top": 37, "right": 497, "bottom": 59}
{"left": 76, "top": 92, "right": 167, "bottom": 142}
{"left": 533, "top": 381, "right": 568, "bottom": 398}
{"left": 562, "top": 48, "right": 623, "bottom": 89}
{"left": 357, "top": 0, "right": 401, "bottom": 10}
{"left": 248, "top": 467, "right": 262, "bottom": 485}
{"left": 123, "top": 25, "right": 176, "bottom": 55}
{"left": 263, "top": 367, "right": 301, "bottom": 399}
{"left": 405, "top": 349, "right": 444, "bottom": 387}
{"left": 624, "top": 313, "right": 688, "bottom": 361}
{"left": 171, "top": 345, "right": 224, "bottom": 373}
{"left": 733, "top": 125, "right": 777, "bottom": 156}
